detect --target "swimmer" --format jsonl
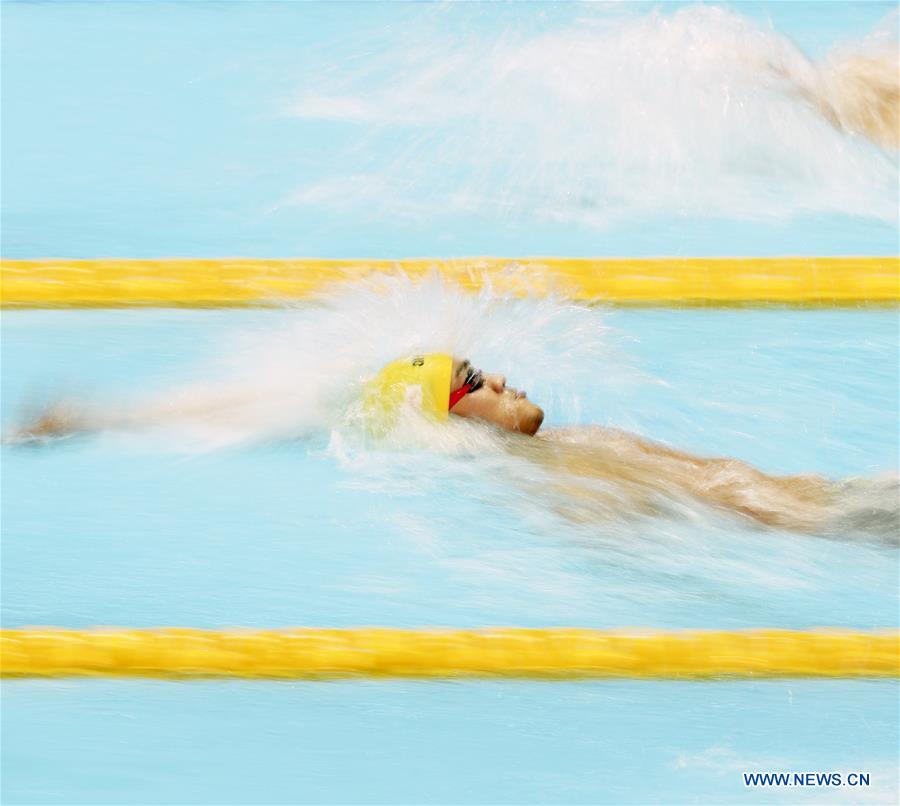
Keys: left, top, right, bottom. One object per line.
{"left": 365, "top": 354, "right": 896, "bottom": 536}
{"left": 8, "top": 352, "right": 897, "bottom": 537}
{"left": 766, "top": 44, "right": 899, "bottom": 151}
{"left": 9, "top": 355, "right": 544, "bottom": 440}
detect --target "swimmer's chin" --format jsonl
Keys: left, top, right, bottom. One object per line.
{"left": 523, "top": 406, "right": 544, "bottom": 436}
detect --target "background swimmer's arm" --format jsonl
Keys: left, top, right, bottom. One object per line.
{"left": 768, "top": 50, "right": 898, "bottom": 151}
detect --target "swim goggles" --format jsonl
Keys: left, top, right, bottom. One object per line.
{"left": 449, "top": 365, "right": 485, "bottom": 410}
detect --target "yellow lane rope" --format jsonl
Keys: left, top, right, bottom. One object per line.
{"left": 1, "top": 257, "right": 897, "bottom": 307}
{"left": 2, "top": 628, "right": 897, "bottom": 679}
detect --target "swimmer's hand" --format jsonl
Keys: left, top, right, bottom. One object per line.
{"left": 4, "top": 400, "right": 94, "bottom": 444}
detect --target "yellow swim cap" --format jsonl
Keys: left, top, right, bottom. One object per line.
{"left": 363, "top": 353, "right": 453, "bottom": 428}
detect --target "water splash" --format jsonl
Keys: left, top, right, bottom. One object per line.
{"left": 6, "top": 273, "right": 629, "bottom": 451}
{"left": 283, "top": 4, "right": 898, "bottom": 227}
{"left": 6, "top": 276, "right": 896, "bottom": 540}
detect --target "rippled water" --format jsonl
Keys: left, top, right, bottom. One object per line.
{"left": 2, "top": 1, "right": 897, "bottom": 257}
{"left": 2, "top": 1, "right": 898, "bottom": 803}
{"left": 2, "top": 293, "right": 898, "bottom": 802}
{"left": 3, "top": 281, "right": 898, "bottom": 625}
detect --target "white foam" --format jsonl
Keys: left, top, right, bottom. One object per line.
{"left": 282, "top": 4, "right": 898, "bottom": 226}
{"left": 94, "top": 272, "right": 627, "bottom": 452}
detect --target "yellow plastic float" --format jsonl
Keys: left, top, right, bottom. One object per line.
{"left": 1, "top": 257, "right": 897, "bottom": 307}
{"left": 2, "top": 628, "right": 897, "bottom": 679}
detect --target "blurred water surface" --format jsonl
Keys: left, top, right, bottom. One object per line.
{"left": 2, "top": 1, "right": 898, "bottom": 803}
{"left": 3, "top": 300, "right": 897, "bottom": 802}
{"left": 2, "top": 0, "right": 898, "bottom": 257}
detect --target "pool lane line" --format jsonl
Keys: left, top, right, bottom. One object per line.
{"left": 2, "top": 628, "right": 897, "bottom": 679}
{"left": 1, "top": 257, "right": 897, "bottom": 307}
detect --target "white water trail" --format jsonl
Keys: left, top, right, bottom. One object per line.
{"left": 8, "top": 273, "right": 629, "bottom": 453}
{"left": 7, "top": 275, "right": 897, "bottom": 540}
{"left": 283, "top": 4, "right": 898, "bottom": 227}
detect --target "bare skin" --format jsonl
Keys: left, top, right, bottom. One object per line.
{"left": 449, "top": 358, "right": 544, "bottom": 436}
{"left": 772, "top": 51, "right": 899, "bottom": 152}
{"left": 529, "top": 426, "right": 837, "bottom": 532}
{"left": 8, "top": 356, "right": 853, "bottom": 533}
{"left": 447, "top": 357, "right": 838, "bottom": 532}
{"left": 8, "top": 389, "right": 260, "bottom": 441}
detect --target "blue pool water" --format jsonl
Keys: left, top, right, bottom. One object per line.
{"left": 2, "top": 302, "right": 898, "bottom": 803}
{"left": 2, "top": 0, "right": 898, "bottom": 258}
{"left": 4, "top": 679, "right": 897, "bottom": 805}
{"left": 2, "top": 1, "right": 899, "bottom": 804}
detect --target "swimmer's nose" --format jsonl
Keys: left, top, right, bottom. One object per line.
{"left": 486, "top": 374, "right": 506, "bottom": 393}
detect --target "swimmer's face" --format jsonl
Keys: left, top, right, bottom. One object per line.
{"left": 449, "top": 358, "right": 544, "bottom": 436}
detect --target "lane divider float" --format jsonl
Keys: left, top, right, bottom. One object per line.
{"left": 1, "top": 257, "right": 898, "bottom": 307}
{"left": 2, "top": 628, "right": 897, "bottom": 679}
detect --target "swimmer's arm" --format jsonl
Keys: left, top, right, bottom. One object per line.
{"left": 7, "top": 387, "right": 262, "bottom": 443}
{"left": 615, "top": 430, "right": 715, "bottom": 466}
{"left": 6, "top": 400, "right": 105, "bottom": 442}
